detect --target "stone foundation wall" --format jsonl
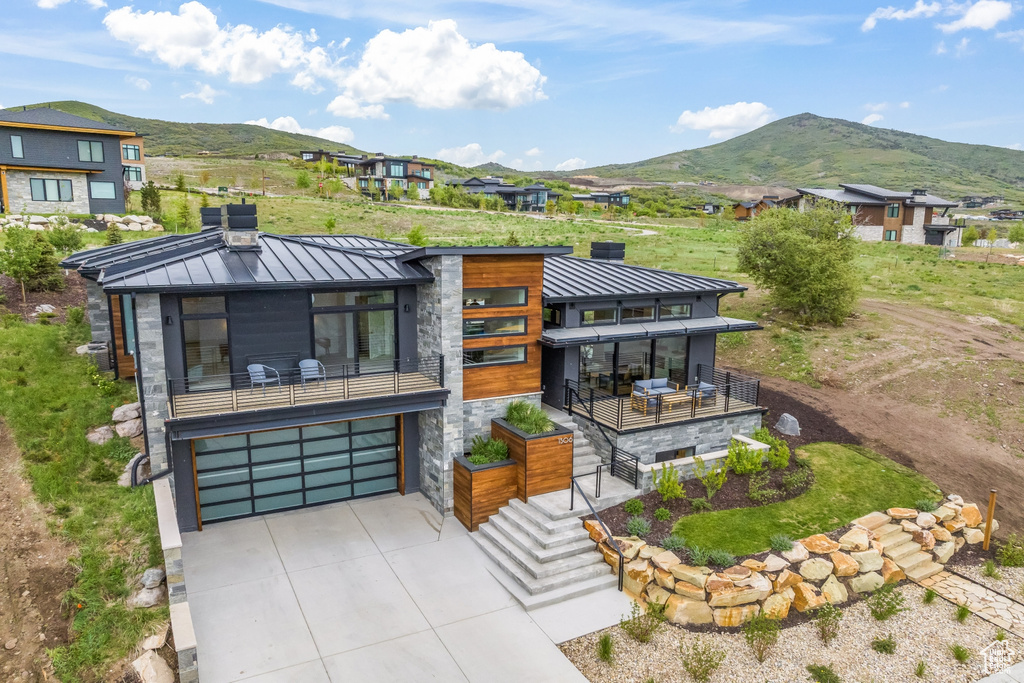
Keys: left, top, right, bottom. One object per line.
{"left": 153, "top": 478, "right": 198, "bottom": 683}
{"left": 85, "top": 280, "right": 111, "bottom": 344}
{"left": 134, "top": 294, "right": 169, "bottom": 471}
{"left": 463, "top": 392, "right": 542, "bottom": 443}
{"left": 4, "top": 169, "right": 90, "bottom": 215}
{"left": 854, "top": 224, "right": 884, "bottom": 242}
{"left": 902, "top": 206, "right": 927, "bottom": 245}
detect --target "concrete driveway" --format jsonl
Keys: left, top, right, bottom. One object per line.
{"left": 182, "top": 492, "right": 628, "bottom": 682}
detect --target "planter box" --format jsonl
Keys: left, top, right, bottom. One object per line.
{"left": 453, "top": 456, "right": 517, "bottom": 532}
{"left": 491, "top": 418, "right": 574, "bottom": 501}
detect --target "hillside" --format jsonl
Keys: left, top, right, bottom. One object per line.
{"left": 570, "top": 113, "right": 1024, "bottom": 200}
{"left": 15, "top": 101, "right": 366, "bottom": 157}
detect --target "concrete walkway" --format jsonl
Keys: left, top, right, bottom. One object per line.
{"left": 182, "top": 492, "right": 630, "bottom": 682}
{"left": 981, "top": 661, "right": 1024, "bottom": 682}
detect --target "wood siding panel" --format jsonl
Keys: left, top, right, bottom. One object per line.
{"left": 462, "top": 255, "right": 544, "bottom": 400}
{"left": 857, "top": 206, "right": 885, "bottom": 226}
{"left": 492, "top": 420, "right": 573, "bottom": 501}
{"left": 109, "top": 295, "right": 135, "bottom": 378}
{"left": 453, "top": 459, "right": 518, "bottom": 532}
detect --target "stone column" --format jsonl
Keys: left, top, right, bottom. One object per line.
{"left": 85, "top": 280, "right": 112, "bottom": 344}
{"left": 416, "top": 255, "right": 463, "bottom": 515}
{"left": 134, "top": 293, "right": 170, "bottom": 471}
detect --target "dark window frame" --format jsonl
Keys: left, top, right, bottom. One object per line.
{"left": 122, "top": 144, "right": 141, "bottom": 161}
{"left": 886, "top": 203, "right": 900, "bottom": 218}
{"left": 462, "top": 315, "right": 528, "bottom": 339}
{"left": 89, "top": 180, "right": 117, "bottom": 200}
{"left": 309, "top": 289, "right": 396, "bottom": 311}
{"left": 29, "top": 177, "right": 73, "bottom": 202}
{"left": 462, "top": 286, "right": 528, "bottom": 309}
{"left": 78, "top": 140, "right": 104, "bottom": 163}
{"left": 580, "top": 307, "right": 619, "bottom": 326}
{"left": 884, "top": 229, "right": 899, "bottom": 242}
{"left": 620, "top": 305, "right": 655, "bottom": 322}
{"left": 124, "top": 165, "right": 143, "bottom": 182}
{"left": 658, "top": 303, "right": 693, "bottom": 321}
{"left": 10, "top": 134, "right": 24, "bottom": 159}
{"left": 179, "top": 295, "right": 231, "bottom": 389}
{"left": 463, "top": 344, "right": 528, "bottom": 368}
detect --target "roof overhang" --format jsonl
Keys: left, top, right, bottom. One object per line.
{"left": 543, "top": 285, "right": 746, "bottom": 304}
{"left": 1, "top": 164, "right": 104, "bottom": 174}
{"left": 539, "top": 316, "right": 761, "bottom": 348}
{"left": 924, "top": 224, "right": 958, "bottom": 232}
{"left": 0, "top": 121, "right": 135, "bottom": 137}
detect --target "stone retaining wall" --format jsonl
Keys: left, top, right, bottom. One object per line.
{"left": 154, "top": 478, "right": 198, "bottom": 683}
{"left": 585, "top": 494, "right": 995, "bottom": 628}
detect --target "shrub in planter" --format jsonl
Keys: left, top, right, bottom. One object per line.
{"left": 504, "top": 400, "right": 554, "bottom": 434}
{"left": 467, "top": 435, "right": 510, "bottom": 465}
{"left": 693, "top": 456, "right": 727, "bottom": 500}
{"left": 654, "top": 507, "right": 672, "bottom": 522}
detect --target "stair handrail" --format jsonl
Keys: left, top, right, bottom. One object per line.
{"left": 568, "top": 475, "right": 624, "bottom": 591}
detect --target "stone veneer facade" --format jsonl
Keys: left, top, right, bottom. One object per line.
{"left": 134, "top": 293, "right": 170, "bottom": 471}
{"left": 5, "top": 169, "right": 90, "bottom": 215}
{"left": 463, "top": 392, "right": 543, "bottom": 443}
{"left": 84, "top": 279, "right": 111, "bottom": 344}
{"left": 416, "top": 255, "right": 463, "bottom": 515}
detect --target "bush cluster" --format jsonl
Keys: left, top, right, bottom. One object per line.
{"left": 624, "top": 498, "right": 644, "bottom": 516}
{"left": 812, "top": 602, "right": 843, "bottom": 644}
{"left": 653, "top": 463, "right": 686, "bottom": 503}
{"left": 742, "top": 613, "right": 780, "bottom": 663}
{"left": 619, "top": 601, "right": 663, "bottom": 644}
{"left": 680, "top": 637, "right": 726, "bottom": 683}
{"left": 997, "top": 534, "right": 1024, "bottom": 567}
{"left": 748, "top": 471, "right": 782, "bottom": 504}
{"left": 692, "top": 456, "right": 727, "bottom": 500}
{"left": 867, "top": 584, "right": 907, "bottom": 621}
{"left": 754, "top": 427, "right": 792, "bottom": 470}
{"left": 504, "top": 400, "right": 554, "bottom": 434}
{"left": 466, "top": 436, "right": 509, "bottom": 465}
{"left": 726, "top": 439, "right": 763, "bottom": 475}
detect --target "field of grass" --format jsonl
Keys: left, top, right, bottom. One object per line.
{"left": 671, "top": 443, "right": 940, "bottom": 555}
{"left": 0, "top": 317, "right": 165, "bottom": 681}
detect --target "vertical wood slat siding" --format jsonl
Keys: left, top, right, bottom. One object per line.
{"left": 453, "top": 459, "right": 518, "bottom": 532}
{"left": 462, "top": 255, "right": 544, "bottom": 400}
{"left": 491, "top": 420, "right": 573, "bottom": 501}
{"left": 109, "top": 295, "right": 136, "bottom": 378}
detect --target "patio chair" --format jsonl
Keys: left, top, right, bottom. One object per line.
{"left": 299, "top": 359, "right": 327, "bottom": 390}
{"left": 247, "top": 364, "right": 281, "bottom": 395}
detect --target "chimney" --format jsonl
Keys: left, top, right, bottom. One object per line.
{"left": 591, "top": 241, "right": 625, "bottom": 264}
{"left": 199, "top": 207, "right": 222, "bottom": 231}
{"left": 220, "top": 201, "right": 260, "bottom": 250}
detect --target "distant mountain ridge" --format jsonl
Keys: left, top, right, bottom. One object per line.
{"left": 563, "top": 113, "right": 1024, "bottom": 200}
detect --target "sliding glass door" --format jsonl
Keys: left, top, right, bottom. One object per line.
{"left": 311, "top": 290, "right": 397, "bottom": 371}
{"left": 579, "top": 336, "right": 690, "bottom": 395}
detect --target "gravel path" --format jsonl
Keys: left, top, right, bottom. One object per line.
{"left": 956, "top": 566, "right": 1024, "bottom": 602}
{"left": 561, "top": 583, "right": 1023, "bottom": 682}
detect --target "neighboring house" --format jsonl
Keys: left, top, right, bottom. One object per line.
{"left": 990, "top": 209, "right": 1024, "bottom": 220}
{"left": 683, "top": 202, "right": 721, "bottom": 215}
{"left": 62, "top": 207, "right": 762, "bottom": 533}
{"left": 450, "top": 176, "right": 562, "bottom": 211}
{"left": 571, "top": 191, "right": 631, "bottom": 208}
{"left": 732, "top": 195, "right": 789, "bottom": 220}
{"left": 797, "top": 184, "right": 961, "bottom": 246}
{"left": 0, "top": 107, "right": 139, "bottom": 214}
{"left": 300, "top": 150, "right": 436, "bottom": 198}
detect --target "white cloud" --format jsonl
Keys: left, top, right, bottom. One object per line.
{"left": 936, "top": 40, "right": 948, "bottom": 53}
{"left": 245, "top": 115, "right": 354, "bottom": 143}
{"left": 899, "top": 101, "right": 911, "bottom": 108}
{"left": 325, "top": 94, "right": 389, "bottom": 120}
{"left": 938, "top": 0, "right": 1012, "bottom": 32}
{"left": 862, "top": 113, "right": 885, "bottom": 125}
{"left": 555, "top": 157, "right": 587, "bottom": 171}
{"left": 334, "top": 20, "right": 546, "bottom": 119}
{"left": 996, "top": 28, "right": 1024, "bottom": 46}
{"left": 125, "top": 75, "right": 150, "bottom": 90}
{"left": 103, "top": 2, "right": 345, "bottom": 91}
{"left": 1006, "top": 142, "right": 1022, "bottom": 150}
{"left": 509, "top": 158, "right": 523, "bottom": 168}
{"left": 934, "top": 83, "right": 950, "bottom": 91}
{"left": 37, "top": 0, "right": 106, "bottom": 8}
{"left": 435, "top": 142, "right": 505, "bottom": 167}
{"left": 955, "top": 36, "right": 971, "bottom": 55}
{"left": 525, "top": 147, "right": 542, "bottom": 157}
{"left": 862, "top": 1, "right": 941, "bottom": 31}
{"left": 864, "top": 102, "right": 889, "bottom": 112}
{"left": 671, "top": 101, "right": 776, "bottom": 140}
{"left": 180, "top": 83, "right": 223, "bottom": 104}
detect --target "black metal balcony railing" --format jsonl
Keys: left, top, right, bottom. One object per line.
{"left": 564, "top": 364, "right": 760, "bottom": 432}
{"left": 167, "top": 355, "right": 444, "bottom": 419}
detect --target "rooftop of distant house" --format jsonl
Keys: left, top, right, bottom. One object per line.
{"left": 797, "top": 184, "right": 958, "bottom": 207}
{"left": 0, "top": 106, "right": 135, "bottom": 136}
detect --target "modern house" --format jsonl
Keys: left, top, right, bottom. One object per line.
{"left": 449, "top": 176, "right": 562, "bottom": 211}
{"left": 571, "top": 191, "right": 631, "bottom": 209}
{"left": 798, "top": 184, "right": 961, "bottom": 246}
{"left": 732, "top": 195, "right": 796, "bottom": 221}
{"left": 0, "top": 107, "right": 140, "bottom": 214}
{"left": 300, "top": 150, "right": 436, "bottom": 197}
{"left": 63, "top": 207, "right": 763, "bottom": 534}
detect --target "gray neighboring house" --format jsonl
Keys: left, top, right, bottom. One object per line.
{"left": 0, "top": 107, "right": 137, "bottom": 215}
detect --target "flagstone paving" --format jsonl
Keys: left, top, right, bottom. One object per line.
{"left": 917, "top": 570, "right": 1024, "bottom": 637}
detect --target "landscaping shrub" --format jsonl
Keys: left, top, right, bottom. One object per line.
{"left": 748, "top": 471, "right": 782, "bottom": 504}
{"left": 624, "top": 498, "right": 644, "bottom": 516}
{"left": 47, "top": 215, "right": 84, "bottom": 254}
{"left": 781, "top": 467, "right": 811, "bottom": 493}
{"left": 105, "top": 222, "right": 123, "bottom": 245}
{"left": 806, "top": 664, "right": 842, "bottom": 683}
{"left": 742, "top": 613, "right": 780, "bottom": 663}
{"left": 915, "top": 660, "right": 927, "bottom": 677}
{"left": 726, "top": 439, "right": 763, "bottom": 475}
{"left": 626, "top": 516, "right": 652, "bottom": 537}
{"left": 923, "top": 588, "right": 937, "bottom": 604}
{"left": 66, "top": 306, "right": 85, "bottom": 326}
{"left": 620, "top": 601, "right": 662, "bottom": 643}
{"left": 653, "top": 463, "right": 685, "bottom": 503}
{"left": 812, "top": 602, "right": 843, "bottom": 645}
{"left": 467, "top": 435, "right": 509, "bottom": 465}
{"left": 997, "top": 534, "right": 1024, "bottom": 567}
{"left": 982, "top": 559, "right": 1002, "bottom": 580}
{"left": 949, "top": 643, "right": 971, "bottom": 663}
{"left": 955, "top": 604, "right": 970, "bottom": 623}
{"left": 654, "top": 507, "right": 671, "bottom": 522}
{"left": 692, "top": 456, "right": 727, "bottom": 500}
{"left": 680, "top": 637, "right": 726, "bottom": 683}
{"left": 867, "top": 584, "right": 907, "bottom": 621}
{"left": 688, "top": 545, "right": 711, "bottom": 567}
{"left": 661, "top": 535, "right": 686, "bottom": 551}
{"left": 754, "top": 428, "right": 792, "bottom": 470}
{"left": 914, "top": 499, "right": 938, "bottom": 513}
{"left": 504, "top": 400, "right": 554, "bottom": 434}
{"left": 770, "top": 533, "right": 794, "bottom": 552}
{"left": 707, "top": 548, "right": 736, "bottom": 568}
{"left": 690, "top": 497, "right": 711, "bottom": 513}
{"left": 871, "top": 634, "right": 897, "bottom": 655}
{"left": 997, "top": 629, "right": 1008, "bottom": 641}
{"left": 596, "top": 633, "right": 613, "bottom": 663}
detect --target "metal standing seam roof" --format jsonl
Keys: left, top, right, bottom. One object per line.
{"left": 0, "top": 107, "right": 134, "bottom": 134}
{"left": 61, "top": 232, "right": 219, "bottom": 274}
{"left": 542, "top": 256, "right": 745, "bottom": 302}
{"left": 98, "top": 233, "right": 432, "bottom": 292}
{"left": 540, "top": 316, "right": 761, "bottom": 347}
{"left": 292, "top": 234, "right": 417, "bottom": 257}
{"left": 800, "top": 185, "right": 959, "bottom": 208}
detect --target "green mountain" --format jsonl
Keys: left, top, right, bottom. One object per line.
{"left": 570, "top": 113, "right": 1024, "bottom": 200}
{"left": 15, "top": 101, "right": 366, "bottom": 157}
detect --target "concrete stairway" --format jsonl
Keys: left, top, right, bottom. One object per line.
{"left": 876, "top": 523, "right": 944, "bottom": 581}
{"left": 543, "top": 406, "right": 604, "bottom": 478}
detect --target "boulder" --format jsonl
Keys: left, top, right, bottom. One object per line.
{"left": 762, "top": 554, "right": 790, "bottom": 572}
{"left": 791, "top": 583, "right": 827, "bottom": 612}
{"left": 761, "top": 593, "right": 792, "bottom": 620}
{"left": 623, "top": 559, "right": 654, "bottom": 596}
{"left": 931, "top": 526, "right": 953, "bottom": 543}
{"left": 29, "top": 215, "right": 49, "bottom": 225}
{"left": 666, "top": 594, "right": 713, "bottom": 625}
{"left": 801, "top": 534, "right": 841, "bottom": 554}
{"left": 141, "top": 624, "right": 169, "bottom": 651}
{"left": 947, "top": 494, "right": 964, "bottom": 505}
{"left": 86, "top": 425, "right": 115, "bottom": 445}
{"left": 821, "top": 575, "right": 849, "bottom": 604}
{"left": 115, "top": 418, "right": 144, "bottom": 438}
{"left": 674, "top": 580, "right": 706, "bottom": 601}
{"left": 599, "top": 542, "right": 621, "bottom": 570}
{"left": 799, "top": 558, "right": 834, "bottom": 582}
{"left": 126, "top": 222, "right": 143, "bottom": 232}
{"left": 849, "top": 571, "right": 884, "bottom": 594}
{"left": 955, "top": 536, "right": 966, "bottom": 551}
{"left": 963, "top": 527, "right": 984, "bottom": 545}
{"left": 612, "top": 537, "right": 646, "bottom": 561}
{"left": 943, "top": 519, "right": 966, "bottom": 533}
{"left": 112, "top": 402, "right": 142, "bottom": 422}
{"left": 741, "top": 558, "right": 767, "bottom": 572}
{"left": 734, "top": 571, "right": 773, "bottom": 601}
{"left": 713, "top": 604, "right": 760, "bottom": 627}
{"left": 900, "top": 520, "right": 921, "bottom": 533}
{"left": 707, "top": 585, "right": 764, "bottom": 608}
{"left": 705, "top": 575, "right": 733, "bottom": 593}
{"left": 887, "top": 507, "right": 918, "bottom": 519}
{"left": 932, "top": 505, "right": 956, "bottom": 522}
{"left": 933, "top": 541, "right": 955, "bottom": 564}
{"left": 584, "top": 519, "right": 607, "bottom": 544}
{"left": 671, "top": 564, "right": 710, "bottom": 589}
{"left": 781, "top": 542, "right": 809, "bottom": 563}
{"left": 651, "top": 550, "right": 681, "bottom": 572}
{"left": 132, "top": 650, "right": 174, "bottom": 683}
{"left": 850, "top": 549, "right": 884, "bottom": 572}
{"left": 654, "top": 568, "right": 675, "bottom": 591}
{"left": 881, "top": 558, "right": 905, "bottom": 584}
{"left": 960, "top": 503, "right": 983, "bottom": 528}
{"left": 128, "top": 586, "right": 165, "bottom": 609}
{"left": 838, "top": 528, "right": 870, "bottom": 552}
{"left": 773, "top": 569, "right": 803, "bottom": 593}
{"left": 141, "top": 568, "right": 165, "bottom": 589}
{"left": 723, "top": 565, "right": 751, "bottom": 581}
{"left": 911, "top": 529, "right": 936, "bottom": 551}
{"left": 638, "top": 545, "right": 662, "bottom": 561}
{"left": 830, "top": 552, "right": 859, "bottom": 577}
{"left": 916, "top": 512, "right": 937, "bottom": 529}
{"left": 118, "top": 461, "right": 134, "bottom": 488}
{"left": 151, "top": 224, "right": 164, "bottom": 232}
{"left": 780, "top": 586, "right": 796, "bottom": 602}
{"left": 774, "top": 412, "right": 800, "bottom": 436}
{"left": 646, "top": 585, "right": 672, "bottom": 607}
{"left": 137, "top": 215, "right": 154, "bottom": 224}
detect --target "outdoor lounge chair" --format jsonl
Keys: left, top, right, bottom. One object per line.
{"left": 247, "top": 364, "right": 281, "bottom": 395}
{"left": 630, "top": 378, "right": 680, "bottom": 416}
{"left": 299, "top": 359, "right": 327, "bottom": 390}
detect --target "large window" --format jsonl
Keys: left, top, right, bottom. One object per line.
{"left": 78, "top": 140, "right": 104, "bottom": 163}
{"left": 617, "top": 339, "right": 652, "bottom": 394}
{"left": 463, "top": 316, "right": 526, "bottom": 338}
{"left": 181, "top": 296, "right": 230, "bottom": 388}
{"left": 125, "top": 166, "right": 143, "bottom": 182}
{"left": 658, "top": 303, "right": 692, "bottom": 320}
{"left": 311, "top": 290, "right": 396, "bottom": 369}
{"left": 884, "top": 230, "right": 899, "bottom": 241}
{"left": 621, "top": 306, "right": 654, "bottom": 322}
{"left": 29, "top": 178, "right": 73, "bottom": 202}
{"left": 463, "top": 287, "right": 526, "bottom": 308}
{"left": 10, "top": 135, "right": 23, "bottom": 159}
{"left": 90, "top": 181, "right": 116, "bottom": 199}
{"left": 581, "top": 308, "right": 618, "bottom": 325}
{"left": 654, "top": 336, "right": 689, "bottom": 384}
{"left": 312, "top": 290, "right": 394, "bottom": 307}
{"left": 389, "top": 162, "right": 404, "bottom": 176}
{"left": 886, "top": 203, "right": 900, "bottom": 218}
{"left": 122, "top": 144, "right": 141, "bottom": 160}
{"left": 463, "top": 346, "right": 526, "bottom": 367}
{"left": 579, "top": 337, "right": 690, "bottom": 395}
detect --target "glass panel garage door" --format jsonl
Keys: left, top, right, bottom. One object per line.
{"left": 194, "top": 416, "right": 398, "bottom": 524}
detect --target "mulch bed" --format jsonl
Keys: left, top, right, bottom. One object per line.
{"left": 1, "top": 272, "right": 88, "bottom": 323}
{"left": 754, "top": 382, "right": 861, "bottom": 450}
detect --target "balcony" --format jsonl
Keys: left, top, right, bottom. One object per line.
{"left": 167, "top": 356, "right": 444, "bottom": 420}
{"left": 565, "top": 365, "right": 761, "bottom": 432}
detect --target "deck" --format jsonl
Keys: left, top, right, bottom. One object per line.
{"left": 578, "top": 395, "right": 761, "bottom": 432}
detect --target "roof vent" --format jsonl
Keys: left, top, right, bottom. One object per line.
{"left": 220, "top": 201, "right": 260, "bottom": 251}
{"left": 591, "top": 241, "right": 625, "bottom": 263}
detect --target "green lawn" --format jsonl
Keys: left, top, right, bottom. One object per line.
{"left": 671, "top": 443, "right": 941, "bottom": 555}
{"left": 0, "top": 318, "right": 165, "bottom": 681}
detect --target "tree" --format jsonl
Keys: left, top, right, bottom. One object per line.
{"left": 105, "top": 222, "right": 124, "bottom": 245}
{"left": 737, "top": 202, "right": 859, "bottom": 325}
{"left": 47, "top": 215, "right": 84, "bottom": 254}
{"left": 173, "top": 171, "right": 186, "bottom": 192}
{"left": 200, "top": 192, "right": 210, "bottom": 208}
{"left": 174, "top": 198, "right": 197, "bottom": 232}
{"left": 199, "top": 170, "right": 212, "bottom": 186}
{"left": 0, "top": 223, "right": 41, "bottom": 302}
{"left": 504, "top": 231, "right": 522, "bottom": 246}
{"left": 962, "top": 225, "right": 980, "bottom": 246}
{"left": 406, "top": 224, "right": 428, "bottom": 246}
{"left": 324, "top": 216, "right": 336, "bottom": 234}
{"left": 1009, "top": 222, "right": 1024, "bottom": 245}
{"left": 296, "top": 171, "right": 311, "bottom": 190}
{"left": 140, "top": 180, "right": 161, "bottom": 214}
{"left": 405, "top": 183, "right": 417, "bottom": 201}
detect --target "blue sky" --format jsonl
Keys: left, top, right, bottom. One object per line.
{"left": 2, "top": 0, "right": 1022, "bottom": 170}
